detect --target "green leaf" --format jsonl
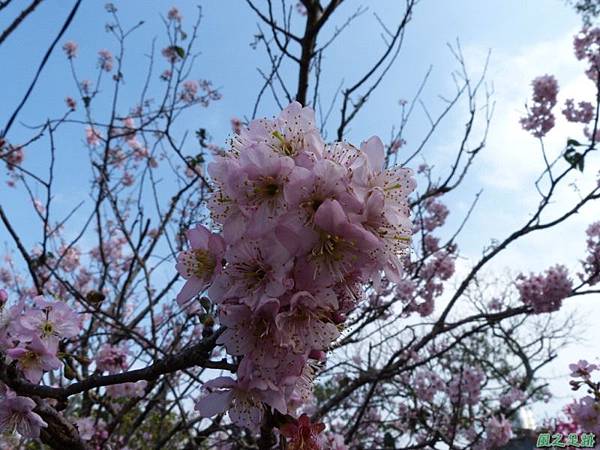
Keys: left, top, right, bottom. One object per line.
{"left": 199, "top": 296, "right": 211, "bottom": 311}
{"left": 175, "top": 46, "right": 185, "bottom": 59}
{"left": 564, "top": 151, "right": 585, "bottom": 172}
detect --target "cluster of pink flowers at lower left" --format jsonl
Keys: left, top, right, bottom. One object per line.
{"left": 175, "top": 102, "right": 415, "bottom": 436}
{"left": 0, "top": 290, "right": 81, "bottom": 438}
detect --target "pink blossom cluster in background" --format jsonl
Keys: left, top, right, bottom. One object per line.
{"left": 484, "top": 415, "right": 512, "bottom": 449}
{"left": 0, "top": 140, "right": 25, "bottom": 187}
{"left": 97, "top": 49, "right": 114, "bottom": 72}
{"left": 175, "top": 102, "right": 415, "bottom": 432}
{"left": 95, "top": 343, "right": 129, "bottom": 374}
{"left": 62, "top": 40, "right": 78, "bottom": 59}
{"left": 180, "top": 79, "right": 222, "bottom": 106}
{"left": 167, "top": 6, "right": 182, "bottom": 22}
{"left": 581, "top": 221, "right": 600, "bottom": 285}
{"left": 562, "top": 99, "right": 595, "bottom": 123}
{"left": 522, "top": 27, "right": 600, "bottom": 140}
{"left": 574, "top": 27, "right": 600, "bottom": 81}
{"left": 448, "top": 366, "right": 485, "bottom": 406}
{"left": 545, "top": 360, "right": 600, "bottom": 437}
{"left": 516, "top": 264, "right": 573, "bottom": 313}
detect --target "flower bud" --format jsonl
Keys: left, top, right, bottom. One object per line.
{"left": 64, "top": 362, "right": 76, "bottom": 380}
{"left": 86, "top": 290, "right": 106, "bottom": 304}
{"left": 202, "top": 314, "right": 215, "bottom": 327}
{"left": 200, "top": 296, "right": 211, "bottom": 312}
{"left": 308, "top": 349, "right": 326, "bottom": 361}
{"left": 332, "top": 312, "right": 346, "bottom": 324}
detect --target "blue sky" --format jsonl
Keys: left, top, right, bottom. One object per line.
{"left": 1, "top": 0, "right": 597, "bottom": 423}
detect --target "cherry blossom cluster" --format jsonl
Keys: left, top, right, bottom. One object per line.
{"left": 563, "top": 98, "right": 595, "bottom": 124}
{"left": 483, "top": 415, "right": 512, "bottom": 449}
{"left": 515, "top": 264, "right": 572, "bottom": 313}
{"left": 413, "top": 369, "right": 446, "bottom": 402}
{"left": 522, "top": 27, "right": 600, "bottom": 141}
{"left": 94, "top": 343, "right": 147, "bottom": 400}
{"left": 448, "top": 366, "right": 485, "bottom": 406}
{"left": 520, "top": 74, "right": 559, "bottom": 137}
{"left": 174, "top": 102, "right": 415, "bottom": 434}
{"left": 74, "top": 417, "right": 109, "bottom": 450}
{"left": 0, "top": 139, "right": 25, "bottom": 187}
{"left": 581, "top": 221, "right": 600, "bottom": 285}
{"left": 365, "top": 195, "right": 456, "bottom": 319}
{"left": 0, "top": 291, "right": 80, "bottom": 438}
{"left": 546, "top": 360, "right": 600, "bottom": 436}
{"left": 1, "top": 294, "right": 80, "bottom": 383}
{"left": 97, "top": 49, "right": 114, "bottom": 72}
{"left": 574, "top": 27, "right": 600, "bottom": 81}
{"left": 499, "top": 386, "right": 525, "bottom": 409}
{"left": 60, "top": 10, "right": 221, "bottom": 189}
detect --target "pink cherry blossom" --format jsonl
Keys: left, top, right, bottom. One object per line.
{"left": 167, "top": 6, "right": 182, "bottom": 22}
{"left": 0, "top": 395, "right": 47, "bottom": 438}
{"left": 422, "top": 197, "right": 449, "bottom": 231}
{"left": 563, "top": 99, "right": 594, "bottom": 123}
{"left": 161, "top": 46, "right": 181, "bottom": 64}
{"left": 569, "top": 395, "right": 600, "bottom": 433}
{"left": 413, "top": 369, "right": 445, "bottom": 402}
{"left": 280, "top": 414, "right": 326, "bottom": 450}
{"left": 95, "top": 343, "right": 129, "bottom": 374}
{"left": 208, "top": 238, "right": 293, "bottom": 308}
{"left": 216, "top": 298, "right": 281, "bottom": 366}
{"left": 160, "top": 69, "right": 172, "bottom": 81}
{"left": 295, "top": 198, "right": 380, "bottom": 287}
{"left": 62, "top": 41, "right": 78, "bottom": 59}
{"left": 86, "top": 127, "right": 101, "bottom": 147}
{"left": 516, "top": 264, "right": 572, "bottom": 313}
{"left": 230, "top": 117, "right": 242, "bottom": 134}
{"left": 233, "top": 101, "right": 323, "bottom": 168}
{"left": 176, "top": 224, "right": 225, "bottom": 310}
{"left": 320, "top": 432, "right": 348, "bottom": 450}
{"left": 65, "top": 96, "right": 77, "bottom": 110}
{"left": 581, "top": 221, "right": 600, "bottom": 285}
{"left": 448, "top": 367, "right": 484, "bottom": 406}
{"left": 180, "top": 80, "right": 198, "bottom": 103}
{"left": 499, "top": 386, "right": 525, "bottom": 408}
{"left": 275, "top": 290, "right": 340, "bottom": 354}
{"left": 484, "top": 415, "right": 512, "bottom": 449}
{"left": 97, "top": 49, "right": 113, "bottom": 72}
{"left": 520, "top": 74, "right": 559, "bottom": 137}
{"left": 196, "top": 376, "right": 286, "bottom": 431}
{"left": 188, "top": 102, "right": 415, "bottom": 433}
{"left": 106, "top": 380, "right": 147, "bottom": 398}
{"left": 19, "top": 296, "right": 80, "bottom": 344}
{"left": 569, "top": 359, "right": 597, "bottom": 379}
{"left": 574, "top": 27, "right": 600, "bottom": 80}
{"left": 229, "top": 144, "right": 300, "bottom": 238}
{"left": 6, "top": 336, "right": 61, "bottom": 383}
